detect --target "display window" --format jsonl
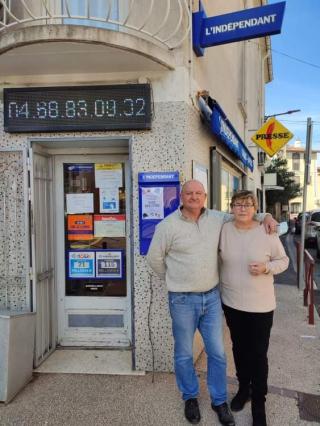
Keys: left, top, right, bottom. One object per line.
{"left": 221, "top": 164, "right": 241, "bottom": 212}
{"left": 63, "top": 163, "right": 126, "bottom": 297}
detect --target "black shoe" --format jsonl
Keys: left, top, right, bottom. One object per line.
{"left": 252, "top": 401, "right": 267, "bottom": 426}
{"left": 231, "top": 387, "right": 251, "bottom": 411}
{"left": 211, "top": 402, "right": 235, "bottom": 426}
{"left": 185, "top": 398, "right": 201, "bottom": 424}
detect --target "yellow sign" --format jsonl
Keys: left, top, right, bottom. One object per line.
{"left": 251, "top": 118, "right": 293, "bottom": 157}
{"left": 95, "top": 163, "right": 122, "bottom": 171}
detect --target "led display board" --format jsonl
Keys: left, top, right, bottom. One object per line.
{"left": 4, "top": 84, "right": 151, "bottom": 132}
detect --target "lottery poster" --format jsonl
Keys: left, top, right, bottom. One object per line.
{"left": 67, "top": 215, "right": 93, "bottom": 240}
{"left": 96, "top": 251, "right": 123, "bottom": 278}
{"left": 68, "top": 251, "right": 95, "bottom": 278}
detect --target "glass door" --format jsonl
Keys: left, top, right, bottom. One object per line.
{"left": 55, "top": 155, "right": 131, "bottom": 347}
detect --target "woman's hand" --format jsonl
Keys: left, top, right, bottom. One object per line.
{"left": 249, "top": 262, "right": 267, "bottom": 275}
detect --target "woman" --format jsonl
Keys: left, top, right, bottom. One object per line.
{"left": 219, "top": 190, "right": 289, "bottom": 426}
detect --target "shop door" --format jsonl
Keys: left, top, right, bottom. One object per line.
{"left": 54, "top": 155, "right": 131, "bottom": 347}
{"left": 29, "top": 149, "right": 56, "bottom": 366}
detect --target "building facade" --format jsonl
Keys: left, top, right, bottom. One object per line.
{"left": 0, "top": 0, "right": 271, "bottom": 373}
{"left": 285, "top": 141, "right": 320, "bottom": 218}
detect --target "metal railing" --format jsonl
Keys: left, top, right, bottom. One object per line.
{"left": 0, "top": 0, "right": 191, "bottom": 49}
{"left": 296, "top": 241, "right": 315, "bottom": 325}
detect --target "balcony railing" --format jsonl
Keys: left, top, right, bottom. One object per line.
{"left": 0, "top": 0, "right": 191, "bottom": 49}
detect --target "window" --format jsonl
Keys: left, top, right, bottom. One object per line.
{"left": 258, "top": 151, "right": 266, "bottom": 166}
{"left": 62, "top": 0, "right": 119, "bottom": 30}
{"left": 221, "top": 167, "right": 241, "bottom": 212}
{"left": 290, "top": 203, "right": 301, "bottom": 214}
{"left": 292, "top": 152, "right": 300, "bottom": 171}
{"left": 63, "top": 162, "right": 127, "bottom": 297}
{"left": 311, "top": 212, "right": 320, "bottom": 222}
{"left": 221, "top": 169, "right": 229, "bottom": 213}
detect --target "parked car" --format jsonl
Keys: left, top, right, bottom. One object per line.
{"left": 294, "top": 212, "right": 310, "bottom": 235}
{"left": 316, "top": 228, "right": 320, "bottom": 258}
{"left": 305, "top": 210, "right": 320, "bottom": 246}
{"left": 278, "top": 221, "right": 289, "bottom": 236}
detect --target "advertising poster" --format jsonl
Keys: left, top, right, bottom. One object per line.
{"left": 99, "top": 186, "right": 119, "bottom": 213}
{"left": 68, "top": 251, "right": 95, "bottom": 278}
{"left": 192, "top": 161, "right": 208, "bottom": 207}
{"left": 94, "top": 214, "right": 126, "bottom": 237}
{"left": 141, "top": 187, "right": 164, "bottom": 220}
{"left": 66, "top": 193, "right": 94, "bottom": 214}
{"left": 95, "top": 163, "right": 123, "bottom": 188}
{"left": 96, "top": 251, "right": 122, "bottom": 278}
{"left": 67, "top": 215, "right": 93, "bottom": 240}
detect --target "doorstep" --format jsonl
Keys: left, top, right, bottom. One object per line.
{"left": 34, "top": 348, "right": 145, "bottom": 376}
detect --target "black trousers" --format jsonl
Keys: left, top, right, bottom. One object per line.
{"left": 223, "top": 304, "right": 274, "bottom": 402}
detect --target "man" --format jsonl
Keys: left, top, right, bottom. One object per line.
{"left": 147, "top": 180, "right": 276, "bottom": 426}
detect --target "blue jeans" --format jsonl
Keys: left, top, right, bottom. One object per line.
{"left": 168, "top": 286, "right": 227, "bottom": 405}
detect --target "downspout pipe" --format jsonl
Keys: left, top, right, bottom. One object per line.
{"left": 261, "top": 37, "right": 272, "bottom": 209}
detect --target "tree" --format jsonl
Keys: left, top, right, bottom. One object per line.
{"left": 264, "top": 157, "right": 301, "bottom": 206}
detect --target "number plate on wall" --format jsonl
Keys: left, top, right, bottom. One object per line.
{"left": 4, "top": 84, "right": 151, "bottom": 132}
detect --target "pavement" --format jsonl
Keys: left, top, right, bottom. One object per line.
{"left": 0, "top": 236, "right": 319, "bottom": 425}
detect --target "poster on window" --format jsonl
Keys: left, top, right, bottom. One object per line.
{"left": 94, "top": 214, "right": 125, "bottom": 237}
{"left": 141, "top": 187, "right": 164, "bottom": 220}
{"left": 67, "top": 215, "right": 93, "bottom": 240}
{"left": 95, "top": 163, "right": 123, "bottom": 188}
{"left": 96, "top": 251, "right": 123, "bottom": 278}
{"left": 68, "top": 251, "right": 95, "bottom": 278}
{"left": 66, "top": 193, "right": 94, "bottom": 214}
{"left": 99, "top": 186, "right": 119, "bottom": 213}
{"left": 192, "top": 161, "right": 208, "bottom": 194}
{"left": 192, "top": 161, "right": 208, "bottom": 207}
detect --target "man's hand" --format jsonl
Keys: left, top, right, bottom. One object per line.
{"left": 263, "top": 214, "right": 278, "bottom": 234}
{"left": 249, "top": 262, "right": 267, "bottom": 276}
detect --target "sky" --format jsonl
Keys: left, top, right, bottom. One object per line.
{"left": 265, "top": 0, "right": 320, "bottom": 148}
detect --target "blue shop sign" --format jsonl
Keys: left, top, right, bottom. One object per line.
{"left": 193, "top": 2, "right": 285, "bottom": 56}
{"left": 199, "top": 97, "right": 254, "bottom": 171}
{"left": 138, "top": 171, "right": 180, "bottom": 183}
{"left": 211, "top": 102, "right": 254, "bottom": 171}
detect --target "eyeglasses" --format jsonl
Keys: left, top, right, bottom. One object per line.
{"left": 232, "top": 203, "right": 254, "bottom": 209}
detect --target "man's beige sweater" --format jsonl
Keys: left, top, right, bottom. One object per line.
{"left": 147, "top": 208, "right": 228, "bottom": 292}
{"left": 219, "top": 222, "right": 289, "bottom": 312}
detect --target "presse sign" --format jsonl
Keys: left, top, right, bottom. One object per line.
{"left": 251, "top": 118, "right": 293, "bottom": 157}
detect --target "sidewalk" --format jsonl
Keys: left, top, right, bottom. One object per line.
{"left": 0, "top": 284, "right": 319, "bottom": 425}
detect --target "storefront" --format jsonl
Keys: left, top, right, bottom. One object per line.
{"left": 198, "top": 96, "right": 254, "bottom": 213}
{"left": 0, "top": 81, "right": 195, "bottom": 372}
{"left": 0, "top": 0, "right": 271, "bottom": 375}
{"left": 0, "top": 88, "right": 259, "bottom": 373}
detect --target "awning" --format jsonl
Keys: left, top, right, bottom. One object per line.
{"left": 198, "top": 96, "right": 254, "bottom": 171}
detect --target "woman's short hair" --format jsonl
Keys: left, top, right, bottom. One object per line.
{"left": 231, "top": 190, "right": 258, "bottom": 210}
